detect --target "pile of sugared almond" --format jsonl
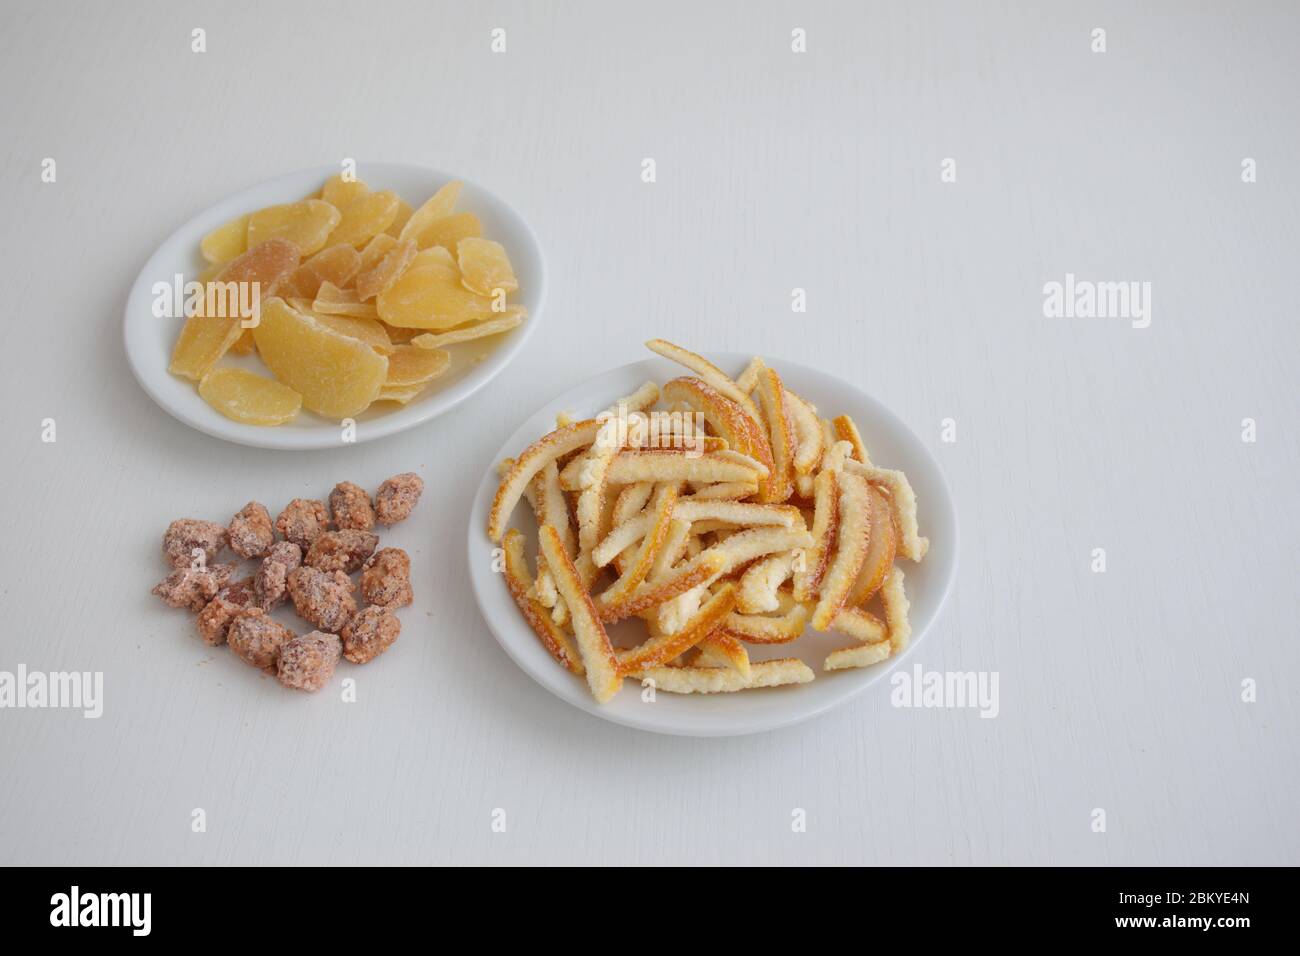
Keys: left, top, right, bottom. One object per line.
{"left": 151, "top": 473, "right": 422, "bottom": 692}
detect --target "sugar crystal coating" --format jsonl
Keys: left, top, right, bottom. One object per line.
{"left": 277, "top": 631, "right": 343, "bottom": 692}
{"left": 152, "top": 563, "right": 235, "bottom": 611}
{"left": 227, "top": 607, "right": 295, "bottom": 670}
{"left": 341, "top": 606, "right": 401, "bottom": 664}
{"left": 196, "top": 577, "right": 257, "bottom": 646}
{"left": 275, "top": 498, "right": 329, "bottom": 549}
{"left": 374, "top": 473, "right": 423, "bottom": 525}
{"left": 305, "top": 529, "right": 378, "bottom": 573}
{"left": 228, "top": 501, "right": 275, "bottom": 559}
{"left": 287, "top": 566, "right": 357, "bottom": 632}
{"left": 163, "top": 519, "right": 228, "bottom": 569}
{"left": 254, "top": 541, "right": 303, "bottom": 609}
{"left": 328, "top": 481, "right": 375, "bottom": 531}
{"left": 360, "top": 547, "right": 413, "bottom": 609}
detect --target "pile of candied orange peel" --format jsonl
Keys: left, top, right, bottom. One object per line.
{"left": 170, "top": 173, "right": 526, "bottom": 425}
{"left": 488, "top": 339, "right": 928, "bottom": 702}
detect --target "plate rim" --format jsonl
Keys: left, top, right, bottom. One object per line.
{"left": 122, "top": 161, "right": 546, "bottom": 450}
{"left": 466, "top": 351, "right": 959, "bottom": 737}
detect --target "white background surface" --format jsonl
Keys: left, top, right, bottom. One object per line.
{"left": 1, "top": 0, "right": 1296, "bottom": 865}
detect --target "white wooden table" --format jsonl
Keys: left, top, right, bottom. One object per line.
{"left": 1, "top": 0, "right": 1296, "bottom": 865}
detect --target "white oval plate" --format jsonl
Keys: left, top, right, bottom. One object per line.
{"left": 123, "top": 162, "right": 545, "bottom": 449}
{"left": 467, "top": 353, "right": 958, "bottom": 737}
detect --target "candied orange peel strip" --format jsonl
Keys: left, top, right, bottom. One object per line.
{"left": 721, "top": 598, "right": 811, "bottom": 644}
{"left": 737, "top": 550, "right": 799, "bottom": 613}
{"left": 791, "top": 468, "right": 838, "bottom": 602}
{"left": 598, "top": 483, "right": 678, "bottom": 615}
{"left": 488, "top": 420, "right": 603, "bottom": 542}
{"left": 503, "top": 530, "right": 584, "bottom": 675}
{"left": 646, "top": 339, "right": 756, "bottom": 415}
{"left": 538, "top": 524, "right": 621, "bottom": 702}
{"left": 833, "top": 413, "right": 871, "bottom": 465}
{"left": 845, "top": 484, "right": 897, "bottom": 606}
{"left": 592, "top": 501, "right": 800, "bottom": 569}
{"left": 786, "top": 390, "right": 823, "bottom": 477}
{"left": 694, "top": 631, "right": 752, "bottom": 679}
{"left": 830, "top": 606, "right": 888, "bottom": 644}
{"left": 753, "top": 363, "right": 795, "bottom": 503}
{"left": 842, "top": 458, "right": 928, "bottom": 561}
{"left": 631, "top": 658, "right": 814, "bottom": 695}
{"left": 660, "top": 377, "right": 774, "bottom": 484}
{"left": 616, "top": 583, "right": 736, "bottom": 671}
{"left": 598, "top": 552, "right": 725, "bottom": 624}
{"left": 881, "top": 567, "right": 912, "bottom": 654}
{"left": 810, "top": 472, "right": 873, "bottom": 631}
{"left": 824, "top": 641, "right": 892, "bottom": 671}
{"left": 604, "top": 450, "right": 762, "bottom": 485}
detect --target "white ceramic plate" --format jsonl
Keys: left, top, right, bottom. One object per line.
{"left": 467, "top": 353, "right": 958, "bottom": 736}
{"left": 123, "top": 162, "right": 545, "bottom": 449}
